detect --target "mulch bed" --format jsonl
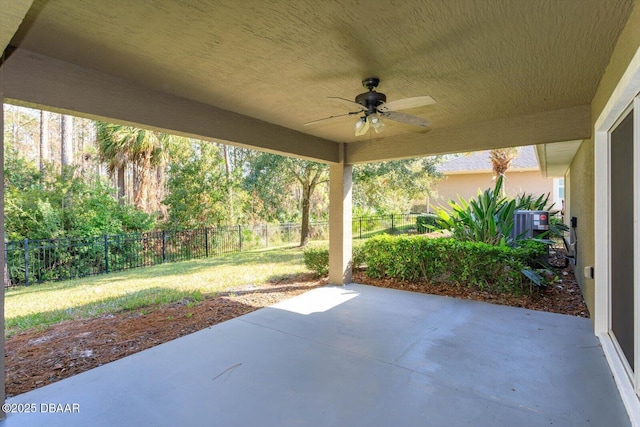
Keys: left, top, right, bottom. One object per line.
{"left": 5, "top": 251, "right": 588, "bottom": 397}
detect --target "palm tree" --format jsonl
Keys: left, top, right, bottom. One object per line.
{"left": 96, "top": 122, "right": 170, "bottom": 212}
{"left": 489, "top": 148, "right": 519, "bottom": 177}
{"left": 489, "top": 148, "right": 519, "bottom": 195}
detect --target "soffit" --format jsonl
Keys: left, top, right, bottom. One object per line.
{"left": 536, "top": 140, "right": 584, "bottom": 177}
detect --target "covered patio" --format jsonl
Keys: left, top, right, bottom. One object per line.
{"left": 3, "top": 284, "right": 630, "bottom": 426}
{"left": 3, "top": 0, "right": 640, "bottom": 424}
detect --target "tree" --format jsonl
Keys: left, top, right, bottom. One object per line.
{"left": 353, "top": 157, "right": 441, "bottom": 215}
{"left": 39, "top": 110, "right": 49, "bottom": 180}
{"left": 245, "top": 154, "right": 328, "bottom": 246}
{"left": 164, "top": 139, "right": 231, "bottom": 228}
{"left": 4, "top": 146, "right": 154, "bottom": 240}
{"left": 290, "top": 160, "right": 328, "bottom": 246}
{"left": 96, "top": 122, "right": 127, "bottom": 203}
{"left": 4, "top": 104, "right": 39, "bottom": 163}
{"left": 489, "top": 148, "right": 519, "bottom": 179}
{"left": 60, "top": 114, "right": 73, "bottom": 167}
{"left": 96, "top": 122, "right": 170, "bottom": 213}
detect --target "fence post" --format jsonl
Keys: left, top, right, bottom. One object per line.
{"left": 162, "top": 230, "right": 167, "bottom": 263}
{"left": 104, "top": 235, "right": 109, "bottom": 274}
{"left": 205, "top": 228, "right": 209, "bottom": 258}
{"left": 238, "top": 225, "right": 243, "bottom": 252}
{"left": 24, "top": 238, "right": 29, "bottom": 286}
{"left": 391, "top": 214, "right": 395, "bottom": 233}
{"left": 359, "top": 217, "right": 363, "bottom": 239}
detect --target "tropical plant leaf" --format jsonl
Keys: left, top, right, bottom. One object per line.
{"left": 521, "top": 268, "right": 547, "bottom": 287}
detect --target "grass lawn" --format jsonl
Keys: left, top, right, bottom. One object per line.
{"left": 5, "top": 245, "right": 309, "bottom": 338}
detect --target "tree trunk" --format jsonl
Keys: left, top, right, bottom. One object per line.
{"left": 39, "top": 110, "right": 49, "bottom": 180}
{"left": 11, "top": 107, "right": 18, "bottom": 146}
{"left": 222, "top": 144, "right": 234, "bottom": 221}
{"left": 133, "top": 153, "right": 152, "bottom": 212}
{"left": 117, "top": 164, "right": 126, "bottom": 204}
{"left": 60, "top": 114, "right": 73, "bottom": 167}
{"left": 155, "top": 165, "right": 168, "bottom": 220}
{"left": 300, "top": 183, "right": 313, "bottom": 247}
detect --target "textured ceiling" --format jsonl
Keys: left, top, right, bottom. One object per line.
{"left": 0, "top": 0, "right": 32, "bottom": 59}
{"left": 5, "top": 0, "right": 635, "bottom": 145}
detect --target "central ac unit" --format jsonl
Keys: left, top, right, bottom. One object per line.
{"left": 512, "top": 210, "right": 550, "bottom": 240}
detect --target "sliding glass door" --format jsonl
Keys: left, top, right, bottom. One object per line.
{"left": 610, "top": 108, "right": 635, "bottom": 373}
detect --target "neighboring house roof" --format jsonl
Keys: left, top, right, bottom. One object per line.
{"left": 437, "top": 146, "right": 539, "bottom": 175}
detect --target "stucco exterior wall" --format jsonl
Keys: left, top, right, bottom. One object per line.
{"left": 567, "top": 1, "right": 640, "bottom": 319}
{"left": 591, "top": 3, "right": 640, "bottom": 122}
{"left": 567, "top": 140, "right": 595, "bottom": 313}
{"left": 431, "top": 171, "right": 556, "bottom": 211}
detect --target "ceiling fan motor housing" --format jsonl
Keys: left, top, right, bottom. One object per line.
{"left": 356, "top": 77, "right": 386, "bottom": 114}
{"left": 355, "top": 90, "right": 386, "bottom": 114}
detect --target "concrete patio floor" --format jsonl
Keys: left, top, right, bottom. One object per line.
{"left": 1, "top": 284, "right": 631, "bottom": 426}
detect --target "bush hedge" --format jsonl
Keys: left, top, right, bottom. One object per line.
{"left": 303, "top": 247, "right": 330, "bottom": 276}
{"left": 303, "top": 244, "right": 365, "bottom": 277}
{"left": 363, "top": 235, "right": 547, "bottom": 294}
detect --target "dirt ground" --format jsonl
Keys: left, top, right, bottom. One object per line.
{"left": 5, "top": 250, "right": 588, "bottom": 397}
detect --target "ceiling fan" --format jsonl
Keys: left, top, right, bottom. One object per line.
{"left": 304, "top": 77, "right": 435, "bottom": 136}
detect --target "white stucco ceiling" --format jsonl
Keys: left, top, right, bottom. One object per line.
{"left": 1, "top": 0, "right": 635, "bottom": 161}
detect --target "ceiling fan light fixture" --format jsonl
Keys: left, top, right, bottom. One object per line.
{"left": 354, "top": 116, "right": 369, "bottom": 136}
{"left": 369, "top": 115, "right": 385, "bottom": 133}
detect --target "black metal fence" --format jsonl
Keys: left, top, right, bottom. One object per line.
{"left": 6, "top": 214, "right": 420, "bottom": 286}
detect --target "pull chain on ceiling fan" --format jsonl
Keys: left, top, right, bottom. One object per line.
{"left": 304, "top": 77, "right": 435, "bottom": 136}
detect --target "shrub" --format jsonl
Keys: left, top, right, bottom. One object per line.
{"left": 303, "top": 243, "right": 366, "bottom": 277}
{"left": 352, "top": 244, "right": 365, "bottom": 269}
{"left": 416, "top": 214, "right": 439, "bottom": 233}
{"left": 363, "top": 234, "right": 547, "bottom": 294}
{"left": 303, "top": 247, "right": 329, "bottom": 276}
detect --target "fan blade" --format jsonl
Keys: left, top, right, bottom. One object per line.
{"left": 379, "top": 111, "right": 431, "bottom": 128}
{"left": 377, "top": 96, "right": 436, "bottom": 112}
{"left": 328, "top": 97, "right": 367, "bottom": 111}
{"left": 304, "top": 111, "right": 361, "bottom": 126}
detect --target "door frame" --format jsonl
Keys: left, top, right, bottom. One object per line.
{"left": 594, "top": 45, "right": 640, "bottom": 423}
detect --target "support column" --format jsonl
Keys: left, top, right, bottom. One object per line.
{"left": 0, "top": 70, "right": 6, "bottom": 419}
{"left": 328, "top": 144, "right": 352, "bottom": 285}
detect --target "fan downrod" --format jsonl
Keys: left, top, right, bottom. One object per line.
{"left": 362, "top": 77, "right": 380, "bottom": 91}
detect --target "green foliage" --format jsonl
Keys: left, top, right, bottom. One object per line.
{"left": 164, "top": 141, "right": 233, "bottom": 228}
{"left": 303, "top": 247, "right": 330, "bottom": 276}
{"left": 353, "top": 157, "right": 441, "bottom": 215}
{"left": 4, "top": 143, "right": 40, "bottom": 190}
{"left": 243, "top": 153, "right": 300, "bottom": 223}
{"left": 416, "top": 214, "right": 439, "bottom": 233}
{"left": 436, "top": 175, "right": 564, "bottom": 246}
{"left": 363, "top": 235, "right": 548, "bottom": 294}
{"left": 5, "top": 162, "right": 155, "bottom": 241}
{"left": 303, "top": 243, "right": 365, "bottom": 277}
{"left": 96, "top": 121, "right": 172, "bottom": 212}
{"left": 243, "top": 153, "right": 329, "bottom": 223}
